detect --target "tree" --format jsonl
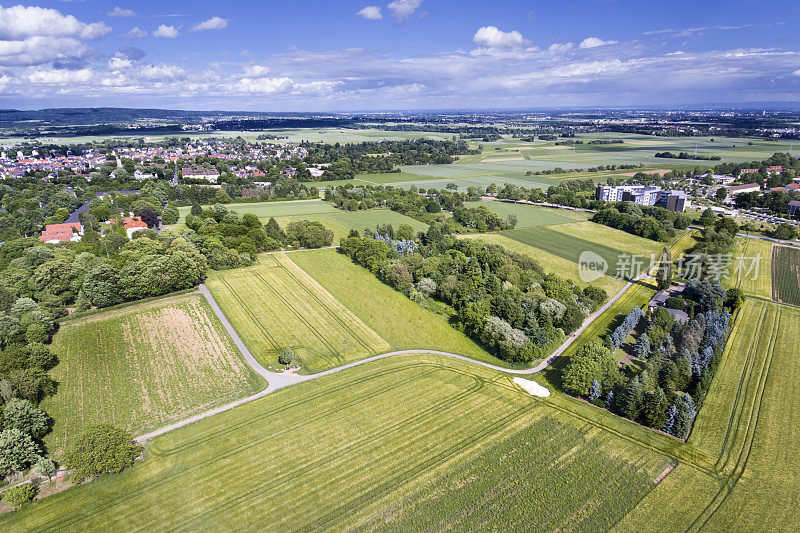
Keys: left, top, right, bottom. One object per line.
{"left": 642, "top": 387, "right": 668, "bottom": 428}
{"left": 264, "top": 217, "right": 285, "bottom": 243}
{"left": 34, "top": 456, "right": 57, "bottom": 481}
{"left": 588, "top": 380, "right": 601, "bottom": 401}
{"left": 714, "top": 187, "right": 728, "bottom": 201}
{"left": 1, "top": 483, "right": 37, "bottom": 507}
{"left": 618, "top": 376, "right": 644, "bottom": 420}
{"left": 139, "top": 208, "right": 159, "bottom": 228}
{"left": 724, "top": 287, "right": 745, "bottom": 311}
{"left": 82, "top": 264, "right": 123, "bottom": 308}
{"left": 3, "top": 398, "right": 50, "bottom": 439}
{"left": 633, "top": 333, "right": 651, "bottom": 359}
{"left": 0, "top": 428, "right": 40, "bottom": 474}
{"left": 772, "top": 222, "right": 797, "bottom": 241}
{"left": 278, "top": 348, "right": 295, "bottom": 366}
{"left": 161, "top": 204, "right": 180, "bottom": 225}
{"left": 63, "top": 424, "right": 142, "bottom": 482}
{"left": 190, "top": 203, "right": 203, "bottom": 216}
{"left": 663, "top": 405, "right": 678, "bottom": 434}
{"left": 561, "top": 340, "right": 617, "bottom": 396}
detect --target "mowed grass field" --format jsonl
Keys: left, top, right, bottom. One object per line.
{"left": 771, "top": 245, "right": 800, "bottom": 306}
{"left": 177, "top": 199, "right": 335, "bottom": 224}
{"left": 1, "top": 354, "right": 672, "bottom": 531}
{"left": 500, "top": 221, "right": 664, "bottom": 281}
{"left": 464, "top": 200, "right": 590, "bottom": 227}
{"left": 616, "top": 300, "right": 800, "bottom": 531}
{"left": 42, "top": 294, "right": 265, "bottom": 456}
{"left": 205, "top": 253, "right": 389, "bottom": 373}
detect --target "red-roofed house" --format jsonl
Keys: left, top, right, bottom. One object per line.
{"left": 111, "top": 216, "right": 149, "bottom": 239}
{"left": 39, "top": 222, "right": 82, "bottom": 243}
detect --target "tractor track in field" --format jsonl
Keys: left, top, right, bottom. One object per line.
{"left": 135, "top": 270, "right": 649, "bottom": 444}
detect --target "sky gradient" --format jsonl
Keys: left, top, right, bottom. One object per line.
{"left": 1, "top": 0, "right": 799, "bottom": 110}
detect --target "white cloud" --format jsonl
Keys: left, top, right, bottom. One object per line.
{"left": 579, "top": 37, "right": 617, "bottom": 49}
{"left": 243, "top": 65, "right": 271, "bottom": 77}
{"left": 108, "top": 7, "right": 136, "bottom": 18}
{"left": 548, "top": 42, "right": 574, "bottom": 54}
{"left": 387, "top": 0, "right": 422, "bottom": 22}
{"left": 473, "top": 26, "right": 526, "bottom": 49}
{"left": 153, "top": 25, "right": 179, "bottom": 38}
{"left": 124, "top": 27, "right": 147, "bottom": 38}
{"left": 0, "top": 36, "right": 90, "bottom": 67}
{"left": 28, "top": 68, "right": 94, "bottom": 85}
{"left": 192, "top": 17, "right": 228, "bottom": 32}
{"left": 0, "top": 5, "right": 111, "bottom": 40}
{"left": 141, "top": 64, "right": 185, "bottom": 81}
{"left": 236, "top": 76, "right": 294, "bottom": 94}
{"left": 357, "top": 6, "right": 382, "bottom": 20}
{"left": 794, "top": 69, "right": 800, "bottom": 77}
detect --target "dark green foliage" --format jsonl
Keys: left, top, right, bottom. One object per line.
{"left": 0, "top": 428, "right": 40, "bottom": 474}
{"left": 285, "top": 220, "right": 334, "bottom": 249}
{"left": 1, "top": 483, "right": 38, "bottom": 507}
{"left": 278, "top": 348, "right": 294, "bottom": 365}
{"left": 63, "top": 424, "right": 142, "bottom": 482}
{"left": 561, "top": 340, "right": 618, "bottom": 396}
{"left": 3, "top": 399, "right": 50, "bottom": 439}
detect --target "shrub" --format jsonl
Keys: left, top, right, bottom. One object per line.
{"left": 278, "top": 348, "right": 295, "bottom": 365}
{"left": 2, "top": 483, "right": 38, "bottom": 507}
{"left": 63, "top": 425, "right": 142, "bottom": 482}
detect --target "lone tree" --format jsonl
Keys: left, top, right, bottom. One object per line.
{"left": 278, "top": 348, "right": 295, "bottom": 366}
{"left": 139, "top": 208, "right": 159, "bottom": 228}
{"left": 63, "top": 424, "right": 142, "bottom": 482}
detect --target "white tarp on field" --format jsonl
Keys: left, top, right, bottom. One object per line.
{"left": 513, "top": 377, "right": 551, "bottom": 397}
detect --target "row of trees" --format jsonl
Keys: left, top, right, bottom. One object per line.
{"left": 592, "top": 202, "right": 690, "bottom": 242}
{"left": 339, "top": 226, "right": 607, "bottom": 364}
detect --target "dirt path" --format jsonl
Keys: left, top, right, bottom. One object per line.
{"left": 136, "top": 275, "right": 644, "bottom": 443}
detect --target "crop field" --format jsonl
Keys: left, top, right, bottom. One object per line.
{"left": 460, "top": 232, "right": 627, "bottom": 296}
{"left": 1, "top": 354, "right": 671, "bottom": 531}
{"left": 272, "top": 208, "right": 429, "bottom": 241}
{"left": 464, "top": 200, "right": 590, "bottom": 227}
{"left": 727, "top": 237, "right": 773, "bottom": 299}
{"left": 41, "top": 294, "right": 265, "bottom": 456}
{"left": 501, "top": 223, "right": 662, "bottom": 281}
{"left": 771, "top": 245, "right": 800, "bottom": 305}
{"left": 617, "top": 300, "right": 800, "bottom": 531}
{"left": 205, "top": 253, "right": 389, "bottom": 373}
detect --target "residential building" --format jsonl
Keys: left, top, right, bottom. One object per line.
{"left": 656, "top": 190, "right": 689, "bottom": 212}
{"left": 595, "top": 184, "right": 662, "bottom": 205}
{"left": 789, "top": 200, "right": 800, "bottom": 218}
{"left": 111, "top": 216, "right": 149, "bottom": 239}
{"left": 39, "top": 222, "right": 82, "bottom": 243}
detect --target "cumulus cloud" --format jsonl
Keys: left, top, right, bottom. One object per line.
{"left": 0, "top": 5, "right": 111, "bottom": 40}
{"left": 548, "top": 42, "right": 574, "bottom": 54}
{"left": 473, "top": 26, "right": 526, "bottom": 49}
{"left": 153, "top": 25, "right": 179, "bottom": 38}
{"left": 192, "top": 17, "right": 228, "bottom": 32}
{"left": 0, "top": 36, "right": 91, "bottom": 67}
{"left": 579, "top": 37, "right": 617, "bottom": 49}
{"left": 236, "top": 76, "right": 295, "bottom": 94}
{"left": 124, "top": 27, "right": 147, "bottom": 38}
{"left": 794, "top": 69, "right": 800, "bottom": 77}
{"left": 28, "top": 68, "right": 94, "bottom": 84}
{"left": 387, "top": 0, "right": 423, "bottom": 22}
{"left": 108, "top": 7, "right": 136, "bottom": 18}
{"left": 357, "top": 6, "right": 382, "bottom": 20}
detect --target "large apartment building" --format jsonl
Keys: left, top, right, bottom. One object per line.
{"left": 595, "top": 184, "right": 689, "bottom": 212}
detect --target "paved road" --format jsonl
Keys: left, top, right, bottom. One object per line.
{"left": 136, "top": 275, "right": 644, "bottom": 443}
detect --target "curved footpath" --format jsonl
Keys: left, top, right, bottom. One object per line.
{"left": 136, "top": 275, "right": 644, "bottom": 443}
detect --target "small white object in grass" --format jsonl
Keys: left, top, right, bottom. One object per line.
{"left": 513, "top": 377, "right": 550, "bottom": 397}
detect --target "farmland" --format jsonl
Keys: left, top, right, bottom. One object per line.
{"left": 728, "top": 237, "right": 773, "bottom": 299}
{"left": 177, "top": 199, "right": 336, "bottom": 224}
{"left": 771, "top": 245, "right": 800, "bottom": 306}
{"left": 41, "top": 294, "right": 265, "bottom": 456}
{"left": 464, "top": 200, "right": 590, "bottom": 227}
{"left": 290, "top": 248, "right": 508, "bottom": 367}
{"left": 616, "top": 300, "right": 800, "bottom": 531}
{"left": 0, "top": 354, "right": 670, "bottom": 531}
{"left": 205, "top": 253, "right": 389, "bottom": 373}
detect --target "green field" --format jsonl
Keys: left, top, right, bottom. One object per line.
{"left": 771, "top": 245, "right": 800, "bottom": 306}
{"left": 177, "top": 199, "right": 336, "bottom": 223}
{"left": 617, "top": 299, "right": 800, "bottom": 531}
{"left": 729, "top": 237, "right": 773, "bottom": 300}
{"left": 272, "top": 208, "right": 429, "bottom": 241}
{"left": 41, "top": 294, "right": 265, "bottom": 456}
{"left": 464, "top": 200, "right": 590, "bottom": 227}
{"left": 501, "top": 223, "right": 662, "bottom": 281}
{"left": 205, "top": 253, "right": 389, "bottom": 373}
{"left": 1, "top": 354, "right": 671, "bottom": 530}
{"left": 290, "top": 248, "right": 521, "bottom": 367}
{"left": 461, "top": 232, "right": 627, "bottom": 296}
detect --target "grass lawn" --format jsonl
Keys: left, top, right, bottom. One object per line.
{"left": 41, "top": 294, "right": 265, "bottom": 457}
{"left": 1, "top": 354, "right": 670, "bottom": 531}
{"left": 177, "top": 199, "right": 336, "bottom": 224}
{"left": 290, "top": 248, "right": 518, "bottom": 368}
{"left": 550, "top": 221, "right": 664, "bottom": 260}
{"left": 464, "top": 200, "right": 590, "bottom": 228}
{"left": 272, "top": 208, "right": 428, "bottom": 241}
{"left": 460, "top": 232, "right": 627, "bottom": 296}
{"left": 205, "top": 253, "right": 389, "bottom": 373}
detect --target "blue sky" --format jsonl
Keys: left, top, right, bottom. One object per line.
{"left": 1, "top": 0, "right": 799, "bottom": 110}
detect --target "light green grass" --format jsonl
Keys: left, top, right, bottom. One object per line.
{"left": 1, "top": 354, "right": 670, "bottom": 530}
{"left": 460, "top": 232, "right": 627, "bottom": 296}
{"left": 41, "top": 294, "right": 265, "bottom": 457}
{"left": 729, "top": 237, "right": 773, "bottom": 300}
{"left": 205, "top": 254, "right": 389, "bottom": 373}
{"left": 177, "top": 199, "right": 336, "bottom": 224}
{"left": 464, "top": 200, "right": 590, "bottom": 227}
{"left": 290, "top": 248, "right": 517, "bottom": 368}
{"left": 273, "top": 208, "right": 428, "bottom": 241}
